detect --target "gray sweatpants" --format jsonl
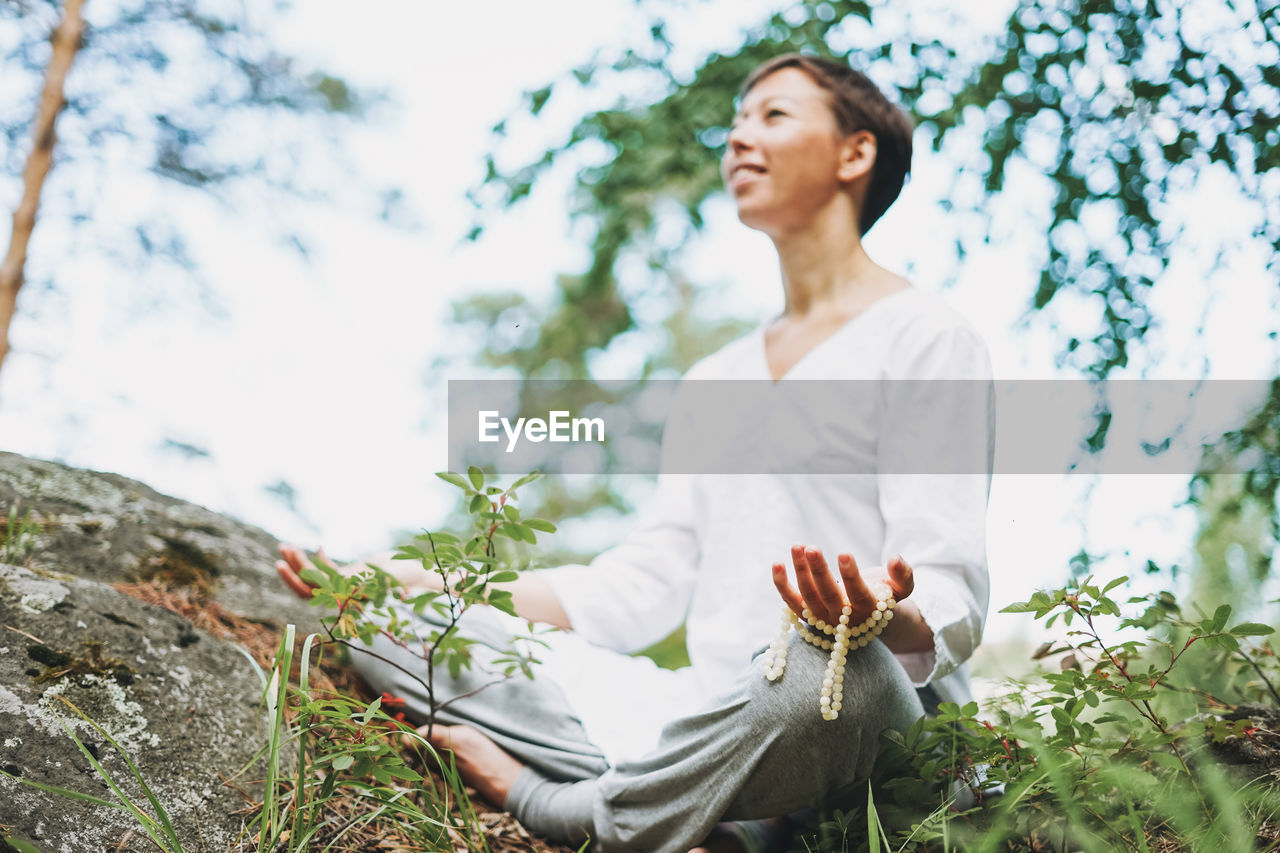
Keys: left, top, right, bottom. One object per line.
{"left": 351, "top": 605, "right": 924, "bottom": 853}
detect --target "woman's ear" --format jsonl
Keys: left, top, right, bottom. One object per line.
{"left": 836, "top": 130, "right": 877, "bottom": 184}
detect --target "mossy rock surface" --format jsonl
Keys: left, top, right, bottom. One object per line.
{"left": 0, "top": 453, "right": 325, "bottom": 851}
{"left": 0, "top": 562, "right": 263, "bottom": 850}
{"left": 0, "top": 452, "right": 319, "bottom": 629}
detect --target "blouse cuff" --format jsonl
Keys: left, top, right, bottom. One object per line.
{"left": 543, "top": 563, "right": 605, "bottom": 643}
{"left": 893, "top": 567, "right": 982, "bottom": 688}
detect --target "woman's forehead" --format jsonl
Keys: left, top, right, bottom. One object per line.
{"left": 734, "top": 68, "right": 827, "bottom": 116}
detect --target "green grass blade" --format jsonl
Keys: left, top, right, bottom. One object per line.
{"left": 1123, "top": 797, "right": 1153, "bottom": 853}
{"left": 867, "top": 782, "right": 882, "bottom": 853}
{"left": 231, "top": 640, "right": 268, "bottom": 692}
{"left": 292, "top": 631, "right": 320, "bottom": 847}
{"left": 891, "top": 794, "right": 957, "bottom": 853}
{"left": 55, "top": 696, "right": 185, "bottom": 851}
{"left": 1195, "top": 756, "right": 1253, "bottom": 853}
{"left": 260, "top": 623, "right": 295, "bottom": 850}
{"left": 0, "top": 765, "right": 122, "bottom": 810}
{"left": 2, "top": 836, "right": 47, "bottom": 853}
{"left": 47, "top": 701, "right": 175, "bottom": 851}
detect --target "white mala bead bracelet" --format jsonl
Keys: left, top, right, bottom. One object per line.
{"left": 762, "top": 582, "right": 897, "bottom": 721}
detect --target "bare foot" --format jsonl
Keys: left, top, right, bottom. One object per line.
{"left": 423, "top": 724, "right": 525, "bottom": 808}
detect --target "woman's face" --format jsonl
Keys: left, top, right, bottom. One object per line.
{"left": 721, "top": 67, "right": 860, "bottom": 236}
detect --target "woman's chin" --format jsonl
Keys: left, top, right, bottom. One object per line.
{"left": 733, "top": 206, "right": 780, "bottom": 234}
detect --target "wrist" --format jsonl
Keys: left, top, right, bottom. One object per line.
{"left": 879, "top": 599, "right": 934, "bottom": 655}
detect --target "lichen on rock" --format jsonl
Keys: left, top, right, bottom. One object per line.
{"left": 0, "top": 453, "right": 322, "bottom": 850}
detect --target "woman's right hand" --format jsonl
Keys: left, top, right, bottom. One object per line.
{"left": 275, "top": 543, "right": 330, "bottom": 600}
{"left": 277, "top": 543, "right": 449, "bottom": 600}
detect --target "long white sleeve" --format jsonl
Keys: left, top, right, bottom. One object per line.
{"left": 876, "top": 320, "right": 994, "bottom": 688}
{"left": 543, "top": 472, "right": 699, "bottom": 653}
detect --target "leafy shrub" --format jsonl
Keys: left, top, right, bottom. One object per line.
{"left": 792, "top": 576, "right": 1280, "bottom": 853}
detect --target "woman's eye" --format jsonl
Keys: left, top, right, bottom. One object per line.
{"left": 767, "top": 109, "right": 786, "bottom": 118}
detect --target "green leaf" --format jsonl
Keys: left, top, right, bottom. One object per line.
{"left": 503, "top": 504, "right": 520, "bottom": 521}
{"left": 435, "top": 472, "right": 472, "bottom": 491}
{"left": 468, "top": 466, "right": 485, "bottom": 490}
{"left": 1092, "top": 712, "right": 1127, "bottom": 725}
{"left": 510, "top": 470, "right": 542, "bottom": 490}
{"left": 2, "top": 838, "right": 46, "bottom": 853}
{"left": 1147, "top": 750, "right": 1184, "bottom": 772}
{"left": 999, "top": 601, "right": 1038, "bottom": 614}
{"left": 299, "top": 568, "right": 329, "bottom": 588}
{"left": 524, "top": 518, "right": 557, "bottom": 533}
{"left": 488, "top": 570, "right": 519, "bottom": 584}
{"left": 1211, "top": 604, "right": 1232, "bottom": 634}
{"left": 382, "top": 763, "right": 421, "bottom": 781}
{"left": 469, "top": 494, "right": 488, "bottom": 513}
{"left": 1102, "top": 576, "right": 1128, "bottom": 594}
{"left": 331, "top": 754, "right": 354, "bottom": 771}
{"left": 1230, "top": 622, "right": 1274, "bottom": 637}
{"left": 489, "top": 588, "right": 518, "bottom": 617}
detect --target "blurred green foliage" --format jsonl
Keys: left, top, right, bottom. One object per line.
{"left": 447, "top": 0, "right": 1280, "bottom": 650}
{"left": 1, "top": 0, "right": 384, "bottom": 297}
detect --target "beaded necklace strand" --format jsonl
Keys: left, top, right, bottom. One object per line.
{"left": 761, "top": 581, "right": 897, "bottom": 721}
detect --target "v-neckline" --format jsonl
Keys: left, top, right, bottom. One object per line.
{"left": 758, "top": 286, "right": 915, "bottom": 383}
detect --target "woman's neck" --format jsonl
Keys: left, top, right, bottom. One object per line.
{"left": 769, "top": 204, "right": 894, "bottom": 319}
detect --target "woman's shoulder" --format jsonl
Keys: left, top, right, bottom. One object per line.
{"left": 879, "top": 285, "right": 983, "bottom": 340}
{"left": 876, "top": 286, "right": 992, "bottom": 378}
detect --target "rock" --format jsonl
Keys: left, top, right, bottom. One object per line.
{"left": 0, "top": 452, "right": 319, "bottom": 629}
{"left": 0, "top": 454, "right": 324, "bottom": 851}
{"left": 0, "top": 562, "right": 265, "bottom": 850}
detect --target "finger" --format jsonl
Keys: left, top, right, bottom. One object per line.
{"left": 276, "top": 559, "right": 315, "bottom": 599}
{"left": 791, "top": 544, "right": 824, "bottom": 620}
{"left": 806, "top": 547, "right": 845, "bottom": 624}
{"left": 837, "top": 553, "right": 874, "bottom": 611}
{"left": 278, "top": 543, "right": 309, "bottom": 575}
{"left": 887, "top": 554, "right": 915, "bottom": 601}
{"left": 772, "top": 562, "right": 805, "bottom": 618}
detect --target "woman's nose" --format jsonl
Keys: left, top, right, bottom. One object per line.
{"left": 726, "top": 123, "right": 753, "bottom": 152}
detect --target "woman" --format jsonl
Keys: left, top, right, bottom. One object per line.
{"left": 279, "top": 53, "right": 992, "bottom": 852}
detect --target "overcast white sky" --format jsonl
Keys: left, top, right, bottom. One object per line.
{"left": 0, "top": 0, "right": 1275, "bottom": 643}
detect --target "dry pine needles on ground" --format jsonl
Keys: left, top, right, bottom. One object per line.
{"left": 113, "top": 580, "right": 579, "bottom": 853}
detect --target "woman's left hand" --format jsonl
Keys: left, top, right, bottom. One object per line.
{"left": 772, "top": 545, "right": 914, "bottom": 631}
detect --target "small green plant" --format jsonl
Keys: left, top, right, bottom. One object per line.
{"left": 857, "top": 575, "right": 1280, "bottom": 853}
{"left": 244, "top": 625, "right": 485, "bottom": 852}
{"left": 1, "top": 500, "right": 38, "bottom": 565}
{"left": 301, "top": 468, "right": 555, "bottom": 737}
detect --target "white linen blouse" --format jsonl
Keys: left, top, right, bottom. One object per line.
{"left": 525, "top": 286, "right": 994, "bottom": 767}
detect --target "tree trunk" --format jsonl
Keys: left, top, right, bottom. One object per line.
{"left": 0, "top": 0, "right": 87, "bottom": 376}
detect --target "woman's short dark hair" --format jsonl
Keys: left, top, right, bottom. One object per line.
{"left": 740, "top": 54, "right": 914, "bottom": 237}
